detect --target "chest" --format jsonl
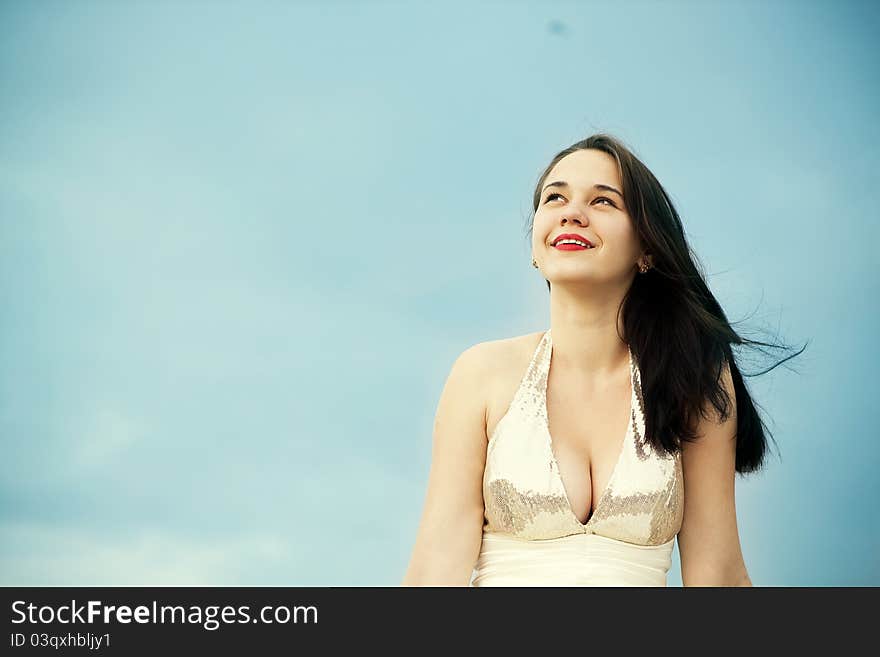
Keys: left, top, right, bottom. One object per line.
{"left": 545, "top": 377, "right": 632, "bottom": 464}
{"left": 480, "top": 333, "right": 684, "bottom": 543}
{"left": 544, "top": 370, "right": 632, "bottom": 510}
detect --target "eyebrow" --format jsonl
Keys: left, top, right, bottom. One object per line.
{"left": 541, "top": 180, "right": 624, "bottom": 199}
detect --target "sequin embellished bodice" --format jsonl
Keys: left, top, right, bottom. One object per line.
{"left": 472, "top": 329, "right": 683, "bottom": 586}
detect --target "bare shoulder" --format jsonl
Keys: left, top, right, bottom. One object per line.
{"left": 444, "top": 330, "right": 544, "bottom": 419}
{"left": 459, "top": 330, "right": 544, "bottom": 379}
{"left": 461, "top": 331, "right": 545, "bottom": 438}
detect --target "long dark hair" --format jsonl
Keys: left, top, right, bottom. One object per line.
{"left": 527, "top": 133, "right": 807, "bottom": 474}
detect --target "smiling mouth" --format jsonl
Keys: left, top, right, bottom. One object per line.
{"left": 553, "top": 242, "right": 595, "bottom": 251}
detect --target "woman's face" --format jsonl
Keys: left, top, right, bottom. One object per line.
{"left": 532, "top": 149, "right": 645, "bottom": 287}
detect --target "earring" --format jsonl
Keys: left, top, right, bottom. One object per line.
{"left": 638, "top": 259, "right": 651, "bottom": 273}
{"left": 532, "top": 258, "right": 539, "bottom": 269}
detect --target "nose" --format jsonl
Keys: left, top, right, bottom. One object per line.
{"left": 561, "top": 211, "right": 588, "bottom": 226}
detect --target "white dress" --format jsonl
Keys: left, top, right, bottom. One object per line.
{"left": 472, "top": 329, "right": 684, "bottom": 586}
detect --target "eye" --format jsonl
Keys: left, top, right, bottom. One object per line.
{"left": 544, "top": 192, "right": 617, "bottom": 207}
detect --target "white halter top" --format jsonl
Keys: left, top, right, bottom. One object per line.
{"left": 472, "top": 329, "right": 684, "bottom": 586}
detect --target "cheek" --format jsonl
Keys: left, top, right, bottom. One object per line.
{"left": 615, "top": 235, "right": 642, "bottom": 261}
{"left": 532, "top": 232, "right": 544, "bottom": 251}
{"left": 534, "top": 226, "right": 553, "bottom": 248}
{"left": 602, "top": 219, "right": 635, "bottom": 244}
{"left": 533, "top": 211, "right": 553, "bottom": 235}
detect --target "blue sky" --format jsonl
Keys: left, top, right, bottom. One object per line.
{"left": 1, "top": 0, "right": 877, "bottom": 586}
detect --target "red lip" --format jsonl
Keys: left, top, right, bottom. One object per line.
{"left": 551, "top": 233, "right": 594, "bottom": 247}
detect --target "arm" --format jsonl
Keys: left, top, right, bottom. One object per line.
{"left": 401, "top": 343, "right": 490, "bottom": 586}
{"left": 678, "top": 361, "right": 752, "bottom": 587}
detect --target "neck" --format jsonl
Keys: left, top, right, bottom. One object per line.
{"left": 548, "top": 282, "right": 631, "bottom": 378}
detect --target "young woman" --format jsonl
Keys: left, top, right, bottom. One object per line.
{"left": 401, "top": 133, "right": 803, "bottom": 587}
